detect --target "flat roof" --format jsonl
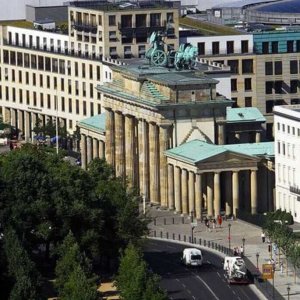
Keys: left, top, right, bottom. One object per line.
{"left": 78, "top": 113, "right": 106, "bottom": 133}
{"left": 226, "top": 107, "right": 266, "bottom": 123}
{"left": 213, "top": 0, "right": 277, "bottom": 9}
{"left": 165, "top": 139, "right": 274, "bottom": 164}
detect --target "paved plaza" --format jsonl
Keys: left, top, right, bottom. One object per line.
{"left": 147, "top": 206, "right": 300, "bottom": 299}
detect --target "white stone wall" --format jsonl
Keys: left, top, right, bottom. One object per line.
{"left": 274, "top": 105, "right": 300, "bottom": 222}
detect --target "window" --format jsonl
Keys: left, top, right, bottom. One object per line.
{"left": 40, "top": 74, "right": 43, "bottom": 87}
{"left": 167, "top": 12, "right": 174, "bottom": 23}
{"left": 47, "top": 94, "right": 51, "bottom": 109}
{"left": 76, "top": 99, "right": 79, "bottom": 114}
{"left": 265, "top": 81, "right": 273, "bottom": 94}
{"left": 244, "top": 78, "right": 252, "bottom": 91}
{"left": 272, "top": 41, "right": 278, "bottom": 53}
{"left": 231, "top": 78, "right": 237, "bottom": 91}
{"left": 277, "top": 141, "right": 281, "bottom": 154}
{"left": 32, "top": 73, "right": 36, "bottom": 86}
{"left": 124, "top": 46, "right": 132, "bottom": 58}
{"left": 241, "top": 40, "right": 248, "bottom": 53}
{"left": 109, "top": 31, "right": 117, "bottom": 42}
{"left": 82, "top": 63, "right": 86, "bottom": 78}
{"left": 212, "top": 42, "right": 219, "bottom": 55}
{"left": 297, "top": 40, "right": 300, "bottom": 52}
{"left": 227, "top": 41, "right": 234, "bottom": 54}
{"left": 288, "top": 126, "right": 290, "bottom": 134}
{"left": 245, "top": 97, "right": 252, "bottom": 107}
{"left": 274, "top": 81, "right": 283, "bottom": 94}
{"left": 90, "top": 103, "right": 94, "bottom": 116}
{"left": 109, "top": 15, "right": 116, "bottom": 26}
{"left": 69, "top": 98, "right": 72, "bottom": 113}
{"left": 83, "top": 101, "right": 86, "bottom": 116}
{"left": 291, "top": 98, "right": 300, "bottom": 104}
{"left": 231, "top": 97, "right": 238, "bottom": 108}
{"left": 290, "top": 80, "right": 298, "bottom": 93}
{"left": 274, "top": 61, "right": 282, "bottom": 75}
{"left": 40, "top": 93, "right": 43, "bottom": 107}
{"left": 150, "top": 13, "right": 161, "bottom": 27}
{"left": 290, "top": 60, "right": 298, "bottom": 74}
{"left": 109, "top": 47, "right": 117, "bottom": 59}
{"left": 198, "top": 42, "right": 205, "bottom": 55}
{"left": 61, "top": 97, "right": 65, "bottom": 112}
{"left": 227, "top": 60, "right": 239, "bottom": 74}
{"left": 262, "top": 42, "right": 269, "bottom": 54}
{"left": 242, "top": 59, "right": 253, "bottom": 74}
{"left": 287, "top": 40, "right": 294, "bottom": 53}
{"left": 282, "top": 124, "right": 285, "bottom": 132}
{"left": 90, "top": 83, "right": 94, "bottom": 98}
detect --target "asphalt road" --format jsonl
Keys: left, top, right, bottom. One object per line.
{"left": 143, "top": 239, "right": 263, "bottom": 300}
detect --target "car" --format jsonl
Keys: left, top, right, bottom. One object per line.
{"left": 182, "top": 248, "right": 203, "bottom": 267}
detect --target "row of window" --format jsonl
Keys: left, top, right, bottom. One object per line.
{"left": 265, "top": 80, "right": 300, "bottom": 95}
{"left": 0, "top": 86, "right": 101, "bottom": 116}
{"left": 277, "top": 163, "right": 296, "bottom": 186}
{"left": 197, "top": 40, "right": 249, "bottom": 56}
{"left": 277, "top": 141, "right": 296, "bottom": 157}
{"left": 231, "top": 78, "right": 252, "bottom": 92}
{"left": 2, "top": 50, "right": 101, "bottom": 80}
{"left": 277, "top": 122, "right": 300, "bottom": 136}
{"left": 258, "top": 40, "right": 300, "bottom": 54}
{"left": 265, "top": 60, "right": 300, "bottom": 76}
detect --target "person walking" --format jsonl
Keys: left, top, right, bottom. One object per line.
{"left": 240, "top": 245, "right": 244, "bottom": 257}
{"left": 261, "top": 231, "right": 266, "bottom": 243}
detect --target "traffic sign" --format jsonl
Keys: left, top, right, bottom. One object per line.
{"left": 262, "top": 264, "right": 274, "bottom": 280}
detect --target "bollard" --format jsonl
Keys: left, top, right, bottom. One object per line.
{"left": 166, "top": 232, "right": 169, "bottom": 239}
{"left": 188, "top": 236, "right": 191, "bottom": 243}
{"left": 208, "top": 241, "right": 210, "bottom": 248}
{"left": 184, "top": 235, "right": 186, "bottom": 242}
{"left": 212, "top": 242, "right": 214, "bottom": 248}
{"left": 164, "top": 218, "right": 166, "bottom": 225}
{"left": 160, "top": 231, "right": 163, "bottom": 238}
{"left": 204, "top": 240, "right": 206, "bottom": 247}
{"left": 178, "top": 234, "right": 181, "bottom": 241}
{"left": 199, "top": 238, "right": 202, "bottom": 245}
{"left": 172, "top": 217, "right": 175, "bottom": 225}
{"left": 194, "top": 237, "right": 196, "bottom": 244}
{"left": 182, "top": 216, "right": 184, "bottom": 224}
{"left": 173, "top": 233, "right": 175, "bottom": 240}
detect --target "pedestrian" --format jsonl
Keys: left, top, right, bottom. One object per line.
{"left": 280, "top": 261, "right": 283, "bottom": 274}
{"left": 261, "top": 231, "right": 266, "bottom": 243}
{"left": 240, "top": 245, "right": 244, "bottom": 257}
{"left": 233, "top": 247, "right": 238, "bottom": 256}
{"left": 205, "top": 219, "right": 210, "bottom": 232}
{"left": 213, "top": 218, "right": 216, "bottom": 230}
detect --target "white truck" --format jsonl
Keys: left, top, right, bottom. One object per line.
{"left": 182, "top": 248, "right": 203, "bottom": 267}
{"left": 223, "top": 256, "right": 249, "bottom": 284}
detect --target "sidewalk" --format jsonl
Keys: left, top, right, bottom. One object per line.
{"left": 146, "top": 206, "right": 300, "bottom": 300}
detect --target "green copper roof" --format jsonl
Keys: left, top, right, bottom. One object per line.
{"left": 78, "top": 113, "right": 106, "bottom": 133}
{"left": 166, "top": 139, "right": 274, "bottom": 164}
{"left": 226, "top": 107, "right": 266, "bottom": 123}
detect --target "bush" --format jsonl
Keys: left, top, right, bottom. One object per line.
{"left": 267, "top": 209, "right": 293, "bottom": 225}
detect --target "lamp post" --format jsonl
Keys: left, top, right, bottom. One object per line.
{"left": 256, "top": 252, "right": 260, "bottom": 270}
{"left": 228, "top": 223, "right": 231, "bottom": 251}
{"left": 242, "top": 237, "right": 246, "bottom": 256}
{"left": 287, "top": 285, "right": 291, "bottom": 300}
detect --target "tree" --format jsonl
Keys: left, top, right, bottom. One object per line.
{"left": 287, "top": 244, "right": 300, "bottom": 283}
{"left": 55, "top": 232, "right": 97, "bottom": 298}
{"left": 3, "top": 228, "right": 41, "bottom": 300}
{"left": 116, "top": 243, "right": 166, "bottom": 300}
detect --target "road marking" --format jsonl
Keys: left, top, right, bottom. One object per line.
{"left": 193, "top": 273, "right": 220, "bottom": 300}
{"left": 207, "top": 260, "right": 211, "bottom": 264}
{"left": 233, "top": 290, "right": 236, "bottom": 295}
{"left": 217, "top": 272, "right": 221, "bottom": 278}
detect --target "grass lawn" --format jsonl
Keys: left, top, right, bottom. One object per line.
{"left": 0, "top": 20, "right": 34, "bottom": 29}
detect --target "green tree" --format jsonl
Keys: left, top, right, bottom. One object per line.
{"left": 116, "top": 243, "right": 166, "bottom": 300}
{"left": 55, "top": 232, "right": 97, "bottom": 298}
{"left": 3, "top": 228, "right": 41, "bottom": 300}
{"left": 287, "top": 244, "right": 300, "bottom": 283}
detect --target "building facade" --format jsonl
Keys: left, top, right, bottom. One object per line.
{"left": 182, "top": 30, "right": 300, "bottom": 140}
{"left": 274, "top": 105, "right": 300, "bottom": 222}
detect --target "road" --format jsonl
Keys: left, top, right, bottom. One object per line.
{"left": 143, "top": 239, "right": 264, "bottom": 300}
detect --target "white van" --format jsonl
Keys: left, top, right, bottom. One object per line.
{"left": 182, "top": 248, "right": 203, "bottom": 267}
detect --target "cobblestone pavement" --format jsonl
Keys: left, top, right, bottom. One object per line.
{"left": 146, "top": 206, "right": 300, "bottom": 300}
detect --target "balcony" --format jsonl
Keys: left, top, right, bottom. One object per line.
{"left": 290, "top": 186, "right": 300, "bottom": 195}
{"left": 72, "top": 22, "right": 97, "bottom": 34}
{"left": 118, "top": 21, "right": 166, "bottom": 38}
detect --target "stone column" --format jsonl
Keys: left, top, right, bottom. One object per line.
{"left": 87, "top": 136, "right": 92, "bottom": 164}
{"left": 195, "top": 173, "right": 203, "bottom": 220}
{"left": 218, "top": 124, "right": 225, "bottom": 145}
{"left": 18, "top": 110, "right": 24, "bottom": 139}
{"left": 232, "top": 171, "right": 239, "bottom": 216}
{"left": 255, "top": 132, "right": 261, "bottom": 143}
{"left": 99, "top": 140, "right": 105, "bottom": 159}
{"left": 31, "top": 113, "right": 37, "bottom": 141}
{"left": 251, "top": 169, "right": 258, "bottom": 214}
{"left": 159, "top": 125, "right": 169, "bottom": 208}
{"left": 125, "top": 114, "right": 136, "bottom": 187}
{"left": 138, "top": 119, "right": 149, "bottom": 200}
{"left": 25, "top": 111, "right": 31, "bottom": 142}
{"left": 207, "top": 173, "right": 213, "bottom": 217}
{"left": 168, "top": 164, "right": 174, "bottom": 210}
{"left": 149, "top": 122, "right": 159, "bottom": 204}
{"left": 188, "top": 171, "right": 195, "bottom": 216}
{"left": 80, "top": 134, "right": 87, "bottom": 170}
{"left": 11, "top": 109, "right": 17, "bottom": 129}
{"left": 4, "top": 107, "right": 11, "bottom": 124}
{"left": 115, "top": 111, "right": 125, "bottom": 177}
{"left": 181, "top": 169, "right": 188, "bottom": 214}
{"left": 105, "top": 108, "right": 115, "bottom": 167}
{"left": 174, "top": 166, "right": 181, "bottom": 213}
{"left": 93, "top": 138, "right": 98, "bottom": 159}
{"left": 214, "top": 172, "right": 221, "bottom": 218}
{"left": 225, "top": 172, "right": 232, "bottom": 216}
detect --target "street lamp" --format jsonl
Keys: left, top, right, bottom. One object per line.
{"left": 287, "top": 285, "right": 291, "bottom": 300}
{"left": 256, "top": 252, "right": 260, "bottom": 270}
{"left": 242, "top": 237, "right": 246, "bottom": 256}
{"left": 228, "top": 223, "right": 231, "bottom": 251}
